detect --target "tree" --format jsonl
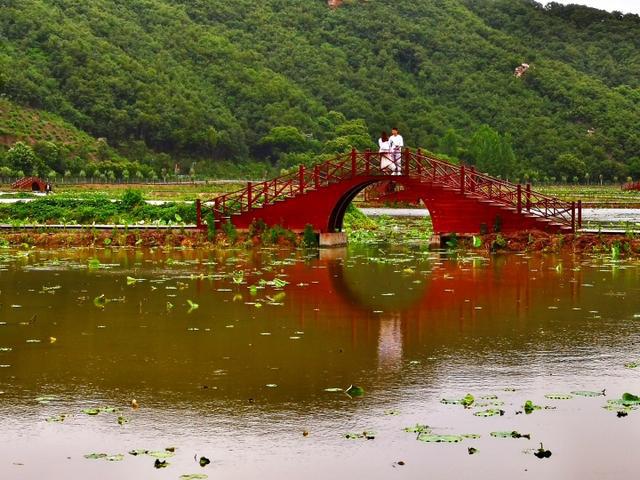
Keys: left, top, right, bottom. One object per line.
{"left": 438, "top": 129, "right": 459, "bottom": 158}
{"left": 33, "top": 141, "right": 63, "bottom": 172}
{"left": 7, "top": 142, "right": 39, "bottom": 176}
{"left": 591, "top": 159, "right": 628, "bottom": 181}
{"left": 323, "top": 119, "right": 374, "bottom": 154}
{"left": 469, "top": 125, "right": 508, "bottom": 175}
{"left": 499, "top": 133, "right": 516, "bottom": 178}
{"left": 553, "top": 153, "right": 586, "bottom": 179}
{"left": 258, "top": 126, "right": 310, "bottom": 161}
{"left": 628, "top": 157, "right": 640, "bottom": 180}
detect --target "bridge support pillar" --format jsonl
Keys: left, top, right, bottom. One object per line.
{"left": 578, "top": 200, "right": 582, "bottom": 229}
{"left": 319, "top": 232, "right": 348, "bottom": 248}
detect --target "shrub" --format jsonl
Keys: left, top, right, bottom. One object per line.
{"left": 222, "top": 220, "right": 237, "bottom": 243}
{"left": 492, "top": 234, "right": 507, "bottom": 251}
{"left": 121, "top": 189, "right": 144, "bottom": 209}
{"left": 303, "top": 224, "right": 318, "bottom": 247}
{"left": 248, "top": 218, "right": 267, "bottom": 237}
{"left": 262, "top": 224, "right": 296, "bottom": 245}
{"left": 205, "top": 212, "right": 216, "bottom": 240}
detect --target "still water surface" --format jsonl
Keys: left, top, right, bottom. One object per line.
{"left": 1, "top": 246, "right": 639, "bottom": 479}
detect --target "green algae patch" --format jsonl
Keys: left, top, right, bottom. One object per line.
{"left": 544, "top": 393, "right": 573, "bottom": 400}
{"left": 523, "top": 400, "right": 542, "bottom": 414}
{"left": 84, "top": 453, "right": 124, "bottom": 461}
{"left": 571, "top": 390, "right": 605, "bottom": 397}
{"left": 490, "top": 431, "right": 531, "bottom": 439}
{"left": 441, "top": 393, "right": 474, "bottom": 407}
{"left": 418, "top": 433, "right": 464, "bottom": 443}
{"left": 473, "top": 409, "right": 504, "bottom": 417}
{"left": 404, "top": 424, "right": 430, "bottom": 434}
{"left": 344, "top": 431, "right": 375, "bottom": 440}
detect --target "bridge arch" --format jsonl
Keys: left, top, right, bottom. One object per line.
{"left": 327, "top": 178, "right": 433, "bottom": 232}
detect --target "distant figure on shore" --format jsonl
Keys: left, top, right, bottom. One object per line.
{"left": 389, "top": 127, "right": 404, "bottom": 175}
{"left": 379, "top": 131, "right": 394, "bottom": 174}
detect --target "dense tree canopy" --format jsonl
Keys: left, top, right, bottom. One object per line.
{"left": 1, "top": 0, "right": 639, "bottom": 180}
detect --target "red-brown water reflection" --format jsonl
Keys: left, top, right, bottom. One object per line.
{"left": 0, "top": 246, "right": 639, "bottom": 479}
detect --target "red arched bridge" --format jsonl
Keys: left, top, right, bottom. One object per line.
{"left": 196, "top": 149, "right": 582, "bottom": 235}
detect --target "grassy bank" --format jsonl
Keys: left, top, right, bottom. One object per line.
{"left": 536, "top": 185, "right": 640, "bottom": 208}
{"left": 0, "top": 181, "right": 246, "bottom": 201}
{"left": 0, "top": 190, "right": 197, "bottom": 225}
{"left": 0, "top": 226, "right": 637, "bottom": 259}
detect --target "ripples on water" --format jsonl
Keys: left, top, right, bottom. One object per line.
{"left": 0, "top": 246, "right": 639, "bottom": 479}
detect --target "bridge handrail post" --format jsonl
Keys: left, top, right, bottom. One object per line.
{"left": 571, "top": 201, "right": 576, "bottom": 232}
{"left": 416, "top": 149, "right": 422, "bottom": 176}
{"left": 470, "top": 167, "right": 476, "bottom": 192}
{"left": 526, "top": 183, "right": 531, "bottom": 211}
{"left": 403, "top": 148, "right": 410, "bottom": 176}
{"left": 214, "top": 198, "right": 221, "bottom": 221}
{"left": 298, "top": 165, "right": 305, "bottom": 194}
{"left": 351, "top": 148, "right": 357, "bottom": 177}
{"left": 263, "top": 182, "right": 269, "bottom": 204}
{"left": 578, "top": 200, "right": 582, "bottom": 229}
{"left": 247, "top": 181, "right": 253, "bottom": 210}
{"left": 365, "top": 149, "right": 371, "bottom": 175}
{"left": 516, "top": 184, "right": 522, "bottom": 214}
{"left": 196, "top": 199, "right": 202, "bottom": 229}
{"left": 460, "top": 165, "right": 465, "bottom": 194}
{"left": 313, "top": 165, "right": 320, "bottom": 189}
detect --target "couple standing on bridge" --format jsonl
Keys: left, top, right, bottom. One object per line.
{"left": 378, "top": 127, "right": 404, "bottom": 175}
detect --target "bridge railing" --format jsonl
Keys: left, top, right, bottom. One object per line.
{"left": 202, "top": 152, "right": 349, "bottom": 221}
{"left": 409, "top": 151, "right": 578, "bottom": 229}
{"left": 201, "top": 148, "right": 580, "bottom": 231}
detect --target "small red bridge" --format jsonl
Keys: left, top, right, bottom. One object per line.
{"left": 11, "top": 176, "right": 50, "bottom": 192}
{"left": 198, "top": 149, "right": 581, "bottom": 235}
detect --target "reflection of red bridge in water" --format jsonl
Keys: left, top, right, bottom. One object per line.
{"left": 251, "top": 253, "right": 588, "bottom": 362}
{"left": 280, "top": 254, "right": 583, "bottom": 319}
{"left": 199, "top": 149, "right": 582, "bottom": 235}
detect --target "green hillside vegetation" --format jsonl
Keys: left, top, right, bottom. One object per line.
{"left": 0, "top": 97, "right": 96, "bottom": 146}
{"left": 0, "top": 97, "right": 152, "bottom": 179}
{"left": 1, "top": 0, "right": 639, "bottom": 182}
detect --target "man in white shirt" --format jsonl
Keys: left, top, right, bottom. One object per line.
{"left": 389, "top": 127, "right": 404, "bottom": 175}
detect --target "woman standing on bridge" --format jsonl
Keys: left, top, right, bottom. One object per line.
{"left": 379, "top": 131, "right": 394, "bottom": 173}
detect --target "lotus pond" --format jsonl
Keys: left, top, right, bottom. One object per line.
{"left": 1, "top": 243, "right": 639, "bottom": 479}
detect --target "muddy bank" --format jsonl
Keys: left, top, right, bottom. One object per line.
{"left": 0, "top": 228, "right": 301, "bottom": 249}
{"left": 469, "top": 230, "right": 640, "bottom": 255}
{"left": 0, "top": 228, "right": 638, "bottom": 256}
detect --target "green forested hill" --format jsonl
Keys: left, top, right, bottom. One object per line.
{"left": 1, "top": 0, "right": 639, "bottom": 181}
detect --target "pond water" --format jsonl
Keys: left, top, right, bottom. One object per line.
{"left": 1, "top": 245, "right": 639, "bottom": 479}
